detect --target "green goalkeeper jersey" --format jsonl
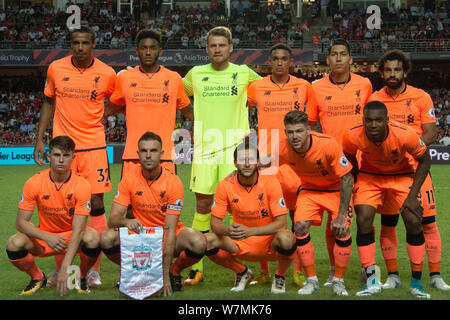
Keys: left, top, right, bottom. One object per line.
{"left": 184, "top": 63, "right": 261, "bottom": 159}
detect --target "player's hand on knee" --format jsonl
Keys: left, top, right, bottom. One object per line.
{"left": 124, "top": 219, "right": 143, "bottom": 233}
{"left": 400, "top": 196, "right": 423, "bottom": 218}
{"left": 331, "top": 215, "right": 348, "bottom": 238}
{"left": 45, "top": 234, "right": 68, "bottom": 253}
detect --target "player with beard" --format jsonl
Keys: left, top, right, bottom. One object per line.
{"left": 308, "top": 39, "right": 372, "bottom": 286}
{"left": 204, "top": 141, "right": 296, "bottom": 294}
{"left": 343, "top": 101, "right": 432, "bottom": 298}
{"left": 368, "top": 49, "right": 449, "bottom": 291}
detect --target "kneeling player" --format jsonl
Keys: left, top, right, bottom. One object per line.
{"left": 6, "top": 136, "right": 101, "bottom": 296}
{"left": 100, "top": 132, "right": 207, "bottom": 296}
{"left": 343, "top": 101, "right": 432, "bottom": 298}
{"left": 205, "top": 141, "right": 297, "bottom": 294}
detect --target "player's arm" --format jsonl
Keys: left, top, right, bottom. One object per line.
{"left": 162, "top": 214, "right": 178, "bottom": 297}
{"left": 56, "top": 214, "right": 88, "bottom": 296}
{"left": 344, "top": 151, "right": 359, "bottom": 179}
{"left": 33, "top": 95, "right": 55, "bottom": 165}
{"left": 332, "top": 171, "right": 353, "bottom": 238}
{"left": 104, "top": 100, "right": 126, "bottom": 118}
{"left": 229, "top": 214, "right": 287, "bottom": 240}
{"left": 179, "top": 104, "right": 193, "bottom": 121}
{"left": 16, "top": 208, "right": 68, "bottom": 252}
{"left": 421, "top": 123, "right": 437, "bottom": 146}
{"left": 402, "top": 149, "right": 432, "bottom": 217}
{"left": 108, "top": 202, "right": 143, "bottom": 232}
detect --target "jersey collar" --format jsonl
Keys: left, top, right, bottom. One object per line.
{"left": 329, "top": 73, "right": 351, "bottom": 85}
{"left": 70, "top": 56, "right": 95, "bottom": 70}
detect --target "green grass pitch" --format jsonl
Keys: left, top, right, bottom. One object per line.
{"left": 0, "top": 164, "right": 449, "bottom": 300}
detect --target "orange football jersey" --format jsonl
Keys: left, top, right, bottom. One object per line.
{"left": 19, "top": 168, "right": 92, "bottom": 233}
{"left": 110, "top": 66, "right": 190, "bottom": 160}
{"left": 44, "top": 56, "right": 116, "bottom": 150}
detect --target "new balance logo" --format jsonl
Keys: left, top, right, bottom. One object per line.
{"left": 130, "top": 83, "right": 137, "bottom": 87}
{"left": 232, "top": 198, "right": 239, "bottom": 203}
{"left": 231, "top": 86, "right": 238, "bottom": 96}
{"left": 162, "top": 93, "right": 169, "bottom": 103}
{"left": 67, "top": 193, "right": 73, "bottom": 200}
{"left": 202, "top": 77, "right": 209, "bottom": 82}
{"left": 391, "top": 149, "right": 398, "bottom": 155}
{"left": 135, "top": 191, "right": 143, "bottom": 196}
{"left": 325, "top": 96, "right": 332, "bottom": 100}
{"left": 264, "top": 90, "right": 271, "bottom": 96}
{"left": 42, "top": 195, "right": 50, "bottom": 200}
{"left": 62, "top": 77, "right": 70, "bottom": 81}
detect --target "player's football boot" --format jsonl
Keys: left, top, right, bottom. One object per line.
{"left": 46, "top": 270, "right": 59, "bottom": 287}
{"left": 87, "top": 269, "right": 102, "bottom": 287}
{"left": 382, "top": 274, "right": 401, "bottom": 289}
{"left": 271, "top": 274, "right": 286, "bottom": 294}
{"left": 77, "top": 277, "right": 90, "bottom": 294}
{"left": 249, "top": 271, "right": 270, "bottom": 286}
{"left": 230, "top": 267, "right": 253, "bottom": 292}
{"left": 183, "top": 269, "right": 203, "bottom": 285}
{"left": 429, "top": 275, "right": 450, "bottom": 291}
{"left": 410, "top": 278, "right": 431, "bottom": 299}
{"left": 332, "top": 280, "right": 348, "bottom": 296}
{"left": 356, "top": 275, "right": 382, "bottom": 296}
{"left": 292, "top": 270, "right": 306, "bottom": 288}
{"left": 20, "top": 274, "right": 47, "bottom": 295}
{"left": 297, "top": 279, "right": 319, "bottom": 295}
{"left": 323, "top": 267, "right": 335, "bottom": 287}
{"left": 170, "top": 273, "right": 183, "bottom": 292}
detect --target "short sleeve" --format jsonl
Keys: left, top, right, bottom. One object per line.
{"left": 305, "top": 82, "right": 318, "bottom": 114}
{"left": 113, "top": 177, "right": 132, "bottom": 207}
{"left": 43, "top": 63, "right": 56, "bottom": 98}
{"left": 109, "top": 72, "right": 126, "bottom": 106}
{"left": 404, "top": 126, "right": 427, "bottom": 159}
{"left": 247, "top": 66, "right": 261, "bottom": 83}
{"left": 266, "top": 178, "right": 288, "bottom": 218}
{"left": 176, "top": 74, "right": 191, "bottom": 109}
{"left": 104, "top": 68, "right": 116, "bottom": 99}
{"left": 74, "top": 178, "right": 92, "bottom": 216}
{"left": 342, "top": 130, "right": 358, "bottom": 155}
{"left": 247, "top": 81, "right": 257, "bottom": 106}
{"left": 18, "top": 177, "right": 38, "bottom": 211}
{"left": 327, "top": 137, "right": 352, "bottom": 178}
{"left": 307, "top": 84, "right": 320, "bottom": 122}
{"left": 416, "top": 91, "right": 436, "bottom": 125}
{"left": 183, "top": 68, "right": 194, "bottom": 96}
{"left": 165, "top": 176, "right": 184, "bottom": 216}
{"left": 211, "top": 180, "right": 229, "bottom": 219}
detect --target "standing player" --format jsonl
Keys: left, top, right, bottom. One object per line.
{"left": 105, "top": 29, "right": 192, "bottom": 179}
{"left": 100, "top": 132, "right": 207, "bottom": 296}
{"left": 6, "top": 136, "right": 101, "bottom": 296}
{"left": 278, "top": 110, "right": 354, "bottom": 296}
{"left": 246, "top": 43, "right": 317, "bottom": 287}
{"left": 204, "top": 141, "right": 297, "bottom": 294}
{"left": 33, "top": 26, "right": 116, "bottom": 287}
{"left": 308, "top": 38, "right": 372, "bottom": 286}
{"left": 343, "top": 101, "right": 432, "bottom": 298}
{"left": 183, "top": 26, "right": 261, "bottom": 285}
{"left": 368, "top": 49, "right": 449, "bottom": 290}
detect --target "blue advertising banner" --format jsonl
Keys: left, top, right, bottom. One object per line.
{"left": 0, "top": 146, "right": 114, "bottom": 165}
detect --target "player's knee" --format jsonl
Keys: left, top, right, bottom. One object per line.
{"left": 82, "top": 228, "right": 100, "bottom": 248}
{"left": 184, "top": 228, "right": 207, "bottom": 253}
{"left": 195, "top": 195, "right": 214, "bottom": 213}
{"left": 356, "top": 213, "right": 373, "bottom": 232}
{"left": 6, "top": 233, "right": 28, "bottom": 251}
{"left": 100, "top": 229, "right": 119, "bottom": 249}
{"left": 204, "top": 232, "right": 220, "bottom": 249}
{"left": 381, "top": 214, "right": 399, "bottom": 227}
{"left": 275, "top": 230, "right": 296, "bottom": 249}
{"left": 294, "top": 221, "right": 309, "bottom": 237}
